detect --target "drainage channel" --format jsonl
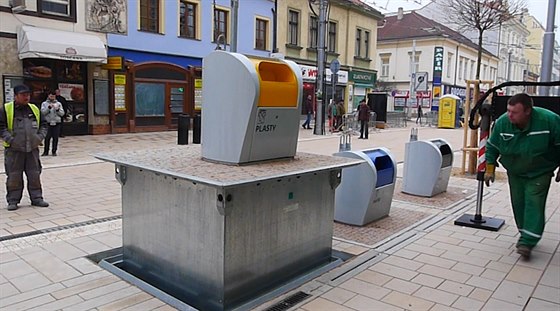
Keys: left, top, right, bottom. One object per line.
{"left": 0, "top": 215, "right": 122, "bottom": 242}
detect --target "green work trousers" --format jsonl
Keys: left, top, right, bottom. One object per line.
{"left": 508, "top": 172, "right": 553, "bottom": 248}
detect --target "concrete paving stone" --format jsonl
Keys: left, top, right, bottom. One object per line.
{"left": 417, "top": 264, "right": 470, "bottom": 283}
{"left": 480, "top": 237, "right": 514, "bottom": 249}
{"left": 152, "top": 305, "right": 181, "bottom": 311}
{"left": 29, "top": 221, "right": 58, "bottom": 231}
{"left": 431, "top": 242, "right": 471, "bottom": 254}
{"left": 61, "top": 286, "right": 143, "bottom": 311}
{"left": 466, "top": 276, "right": 500, "bottom": 291}
{"left": 491, "top": 280, "right": 533, "bottom": 306}
{"left": 429, "top": 303, "right": 457, "bottom": 311}
{"left": 498, "top": 254, "right": 521, "bottom": 265}
{"left": 50, "top": 218, "right": 77, "bottom": 226}
{"left": 354, "top": 270, "right": 393, "bottom": 286}
{"left": 536, "top": 238, "right": 560, "bottom": 254}
{"left": 495, "top": 234, "right": 518, "bottom": 244}
{"left": 0, "top": 273, "right": 6, "bottom": 284}
{"left": 45, "top": 241, "right": 88, "bottom": 261}
{"left": 321, "top": 287, "right": 357, "bottom": 304}
{"left": 54, "top": 276, "right": 118, "bottom": 299}
{"left": 88, "top": 231, "right": 123, "bottom": 249}
{"left": 383, "top": 277, "right": 421, "bottom": 294}
{"left": 73, "top": 238, "right": 113, "bottom": 254}
{"left": 413, "top": 286, "right": 459, "bottom": 306}
{"left": 27, "top": 294, "right": 85, "bottom": 311}
{"left": 339, "top": 278, "right": 392, "bottom": 300}
{"left": 450, "top": 232, "right": 484, "bottom": 243}
{"left": 411, "top": 274, "right": 445, "bottom": 288}
{"left": 120, "top": 298, "right": 166, "bottom": 311}
{"left": 415, "top": 254, "right": 457, "bottom": 269}
{"left": 6, "top": 219, "right": 32, "bottom": 227}
{"left": 4, "top": 293, "right": 56, "bottom": 310}
{"left": 302, "top": 297, "right": 354, "bottom": 311}
{"left": 460, "top": 240, "right": 513, "bottom": 256}
{"left": 6, "top": 224, "right": 36, "bottom": 235}
{"left": 64, "top": 215, "right": 95, "bottom": 223}
{"left": 441, "top": 251, "right": 490, "bottom": 268}
{"left": 382, "top": 255, "right": 424, "bottom": 271}
{"left": 474, "top": 230, "right": 501, "bottom": 239}
{"left": 424, "top": 232, "right": 463, "bottom": 245}
{"left": 392, "top": 248, "right": 419, "bottom": 260}
{"left": 14, "top": 245, "right": 46, "bottom": 257}
{"left": 79, "top": 281, "right": 133, "bottom": 300}
{"left": 404, "top": 244, "right": 445, "bottom": 257}
{"left": 437, "top": 280, "right": 474, "bottom": 296}
{"left": 540, "top": 265, "right": 560, "bottom": 288}
{"left": 480, "top": 268, "right": 507, "bottom": 282}
{"left": 22, "top": 252, "right": 81, "bottom": 283}
{"left": 0, "top": 258, "right": 37, "bottom": 279}
{"left": 551, "top": 252, "right": 560, "bottom": 266}
{"left": 468, "top": 249, "right": 503, "bottom": 261}
{"left": 382, "top": 291, "right": 435, "bottom": 311}
{"left": 525, "top": 298, "right": 560, "bottom": 311}
{"left": 343, "top": 245, "right": 369, "bottom": 256}
{"left": 0, "top": 229, "right": 11, "bottom": 238}
{"left": 344, "top": 294, "right": 404, "bottom": 311}
{"left": 485, "top": 261, "right": 513, "bottom": 273}
{"left": 10, "top": 271, "right": 52, "bottom": 292}
{"left": 0, "top": 251, "right": 19, "bottom": 264}
{"left": 451, "top": 262, "right": 484, "bottom": 276}
{"left": 468, "top": 288, "right": 493, "bottom": 302}
{"left": 481, "top": 298, "right": 524, "bottom": 311}
{"left": 0, "top": 283, "right": 63, "bottom": 308}
{"left": 505, "top": 265, "right": 543, "bottom": 286}
{"left": 516, "top": 251, "right": 554, "bottom": 270}
{"left": 97, "top": 292, "right": 154, "bottom": 311}
{"left": 368, "top": 262, "right": 419, "bottom": 281}
{"left": 66, "top": 257, "right": 102, "bottom": 275}
{"left": 0, "top": 282, "right": 20, "bottom": 298}
{"left": 414, "top": 238, "right": 437, "bottom": 247}
{"left": 451, "top": 296, "right": 484, "bottom": 311}
{"left": 533, "top": 284, "right": 560, "bottom": 304}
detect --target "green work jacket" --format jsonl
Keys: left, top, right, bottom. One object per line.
{"left": 486, "top": 107, "right": 560, "bottom": 178}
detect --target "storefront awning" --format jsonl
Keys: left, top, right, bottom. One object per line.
{"left": 17, "top": 25, "right": 107, "bottom": 62}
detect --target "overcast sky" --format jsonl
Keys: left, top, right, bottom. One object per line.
{"left": 363, "top": 0, "right": 559, "bottom": 30}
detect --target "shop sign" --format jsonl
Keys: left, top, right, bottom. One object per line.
{"left": 349, "top": 70, "right": 376, "bottom": 85}
{"left": 299, "top": 65, "right": 348, "bottom": 84}
{"left": 444, "top": 85, "right": 466, "bottom": 98}
{"left": 114, "top": 74, "right": 126, "bottom": 85}
{"left": 432, "top": 47, "right": 444, "bottom": 100}
{"left": 102, "top": 56, "right": 124, "bottom": 70}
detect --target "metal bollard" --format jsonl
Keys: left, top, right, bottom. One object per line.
{"left": 177, "top": 114, "right": 190, "bottom": 145}
{"left": 193, "top": 114, "right": 201, "bottom": 144}
{"left": 410, "top": 128, "right": 418, "bottom": 141}
{"left": 339, "top": 133, "right": 351, "bottom": 152}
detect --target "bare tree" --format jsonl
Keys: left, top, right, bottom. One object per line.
{"left": 447, "top": 0, "right": 526, "bottom": 80}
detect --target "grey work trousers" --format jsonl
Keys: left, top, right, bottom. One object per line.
{"left": 4, "top": 148, "right": 44, "bottom": 204}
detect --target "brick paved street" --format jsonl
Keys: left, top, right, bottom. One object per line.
{"left": 0, "top": 125, "right": 558, "bottom": 310}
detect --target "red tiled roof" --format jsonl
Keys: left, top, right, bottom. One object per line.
{"left": 378, "top": 11, "right": 495, "bottom": 57}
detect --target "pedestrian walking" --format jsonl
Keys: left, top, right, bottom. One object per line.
{"left": 302, "top": 95, "right": 313, "bottom": 129}
{"left": 41, "top": 90, "right": 64, "bottom": 156}
{"left": 416, "top": 104, "right": 423, "bottom": 125}
{"left": 328, "top": 100, "right": 337, "bottom": 132}
{"left": 485, "top": 93, "right": 560, "bottom": 259}
{"left": 0, "top": 85, "right": 49, "bottom": 211}
{"left": 357, "top": 98, "right": 370, "bottom": 139}
{"left": 336, "top": 100, "right": 345, "bottom": 131}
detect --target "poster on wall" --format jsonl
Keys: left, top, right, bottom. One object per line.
{"left": 58, "top": 83, "right": 85, "bottom": 102}
{"left": 86, "top": 0, "right": 127, "bottom": 34}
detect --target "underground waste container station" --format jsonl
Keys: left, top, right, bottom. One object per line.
{"left": 95, "top": 50, "right": 362, "bottom": 311}
{"left": 402, "top": 138, "right": 453, "bottom": 197}
{"left": 334, "top": 147, "right": 397, "bottom": 226}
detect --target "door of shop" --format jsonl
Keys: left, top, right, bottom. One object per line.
{"left": 167, "top": 83, "right": 187, "bottom": 128}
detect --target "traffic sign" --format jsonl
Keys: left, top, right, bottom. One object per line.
{"left": 413, "top": 72, "right": 429, "bottom": 91}
{"left": 330, "top": 59, "right": 340, "bottom": 74}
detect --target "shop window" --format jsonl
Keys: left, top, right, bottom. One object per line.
{"left": 38, "top": 0, "right": 76, "bottom": 21}
{"left": 288, "top": 10, "right": 299, "bottom": 46}
{"left": 135, "top": 82, "right": 165, "bottom": 117}
{"left": 180, "top": 1, "right": 197, "bottom": 39}
{"left": 214, "top": 8, "right": 229, "bottom": 42}
{"left": 255, "top": 18, "right": 268, "bottom": 51}
{"left": 140, "top": 0, "right": 160, "bottom": 33}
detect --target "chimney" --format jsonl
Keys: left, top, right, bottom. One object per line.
{"left": 397, "top": 7, "right": 404, "bottom": 20}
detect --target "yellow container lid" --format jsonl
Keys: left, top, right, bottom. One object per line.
{"left": 251, "top": 59, "right": 298, "bottom": 108}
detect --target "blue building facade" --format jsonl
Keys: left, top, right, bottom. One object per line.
{"left": 106, "top": 0, "right": 274, "bottom": 133}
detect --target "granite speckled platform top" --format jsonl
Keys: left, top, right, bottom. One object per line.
{"left": 94, "top": 145, "right": 362, "bottom": 187}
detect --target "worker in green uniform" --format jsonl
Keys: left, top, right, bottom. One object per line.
{"left": 0, "top": 85, "right": 49, "bottom": 211}
{"left": 485, "top": 93, "right": 560, "bottom": 259}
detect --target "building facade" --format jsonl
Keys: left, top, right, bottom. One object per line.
{"left": 276, "top": 0, "right": 384, "bottom": 112}
{"left": 0, "top": 0, "right": 109, "bottom": 135}
{"left": 376, "top": 10, "right": 499, "bottom": 111}
{"left": 105, "top": 0, "right": 275, "bottom": 133}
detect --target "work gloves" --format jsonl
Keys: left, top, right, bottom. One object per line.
{"left": 484, "top": 164, "right": 496, "bottom": 187}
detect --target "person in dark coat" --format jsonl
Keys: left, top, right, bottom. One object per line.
{"left": 302, "top": 95, "right": 313, "bottom": 129}
{"left": 55, "top": 88, "right": 68, "bottom": 137}
{"left": 357, "top": 98, "right": 370, "bottom": 139}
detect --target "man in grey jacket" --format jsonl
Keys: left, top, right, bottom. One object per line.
{"left": 0, "top": 85, "right": 49, "bottom": 211}
{"left": 41, "top": 90, "right": 65, "bottom": 156}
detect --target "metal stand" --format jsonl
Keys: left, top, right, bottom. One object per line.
{"left": 455, "top": 103, "right": 505, "bottom": 231}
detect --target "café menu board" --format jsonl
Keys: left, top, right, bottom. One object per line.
{"left": 194, "top": 78, "right": 202, "bottom": 110}
{"left": 114, "top": 74, "right": 126, "bottom": 111}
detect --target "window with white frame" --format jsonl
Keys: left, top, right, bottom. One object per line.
{"left": 483, "top": 64, "right": 488, "bottom": 80}
{"left": 355, "top": 28, "right": 370, "bottom": 58}
{"left": 409, "top": 52, "right": 420, "bottom": 75}
{"left": 459, "top": 57, "right": 464, "bottom": 80}
{"left": 470, "top": 60, "right": 475, "bottom": 79}
{"left": 39, "top": 0, "right": 73, "bottom": 17}
{"left": 380, "top": 55, "right": 390, "bottom": 77}
{"left": 463, "top": 58, "right": 468, "bottom": 80}
{"left": 355, "top": 29, "right": 362, "bottom": 57}
{"left": 288, "top": 10, "right": 299, "bottom": 45}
